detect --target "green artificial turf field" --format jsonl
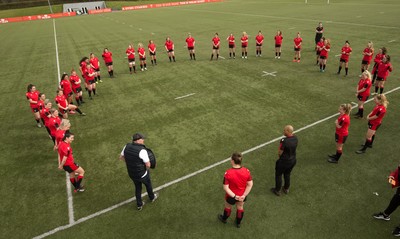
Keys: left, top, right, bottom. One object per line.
{"left": 1, "top": 0, "right": 400, "bottom": 238}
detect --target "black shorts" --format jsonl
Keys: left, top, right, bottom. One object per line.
{"left": 128, "top": 58, "right": 135, "bottom": 63}
{"left": 226, "top": 195, "right": 247, "bottom": 205}
{"left": 368, "top": 122, "right": 381, "bottom": 131}
{"left": 168, "top": 49, "right": 174, "bottom": 53}
{"left": 187, "top": 47, "right": 194, "bottom": 50}
{"left": 316, "top": 51, "right": 321, "bottom": 56}
{"left": 89, "top": 80, "right": 95, "bottom": 85}
{"left": 32, "top": 107, "right": 39, "bottom": 113}
{"left": 256, "top": 43, "right": 262, "bottom": 47}
{"left": 149, "top": 52, "right": 156, "bottom": 56}
{"left": 213, "top": 46, "right": 219, "bottom": 50}
{"left": 319, "top": 55, "right": 327, "bottom": 59}
{"left": 94, "top": 68, "right": 100, "bottom": 72}
{"left": 275, "top": 44, "right": 281, "bottom": 48}
{"left": 229, "top": 44, "right": 235, "bottom": 49}
{"left": 361, "top": 60, "right": 369, "bottom": 65}
{"left": 73, "top": 87, "right": 82, "bottom": 94}
{"left": 60, "top": 108, "right": 68, "bottom": 115}
{"left": 357, "top": 94, "right": 369, "bottom": 102}
{"left": 242, "top": 45, "right": 247, "bottom": 48}
{"left": 105, "top": 62, "right": 113, "bottom": 66}
{"left": 294, "top": 47, "right": 301, "bottom": 51}
{"left": 140, "top": 57, "right": 146, "bottom": 61}
{"left": 66, "top": 92, "right": 73, "bottom": 97}
{"left": 376, "top": 77, "right": 384, "bottom": 81}
{"left": 63, "top": 163, "right": 79, "bottom": 173}
{"left": 335, "top": 133, "right": 348, "bottom": 144}
{"left": 340, "top": 58, "right": 348, "bottom": 63}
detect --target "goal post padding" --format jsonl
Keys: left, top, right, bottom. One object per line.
{"left": 63, "top": 1, "right": 106, "bottom": 13}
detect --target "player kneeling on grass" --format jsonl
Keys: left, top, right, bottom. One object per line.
{"left": 55, "top": 89, "right": 86, "bottom": 118}
{"left": 218, "top": 152, "right": 253, "bottom": 228}
{"left": 58, "top": 132, "right": 85, "bottom": 192}
{"left": 373, "top": 164, "right": 400, "bottom": 237}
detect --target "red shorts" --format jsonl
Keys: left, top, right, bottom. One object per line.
{"left": 64, "top": 92, "right": 73, "bottom": 98}
{"left": 368, "top": 122, "right": 381, "bottom": 131}
{"left": 335, "top": 133, "right": 348, "bottom": 144}
{"left": 63, "top": 163, "right": 79, "bottom": 173}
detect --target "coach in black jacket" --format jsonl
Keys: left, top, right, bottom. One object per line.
{"left": 120, "top": 133, "right": 157, "bottom": 211}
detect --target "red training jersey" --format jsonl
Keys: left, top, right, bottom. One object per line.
{"left": 60, "top": 79, "right": 72, "bottom": 95}
{"left": 55, "top": 95, "right": 67, "bottom": 109}
{"left": 212, "top": 37, "right": 220, "bottom": 47}
{"left": 275, "top": 35, "right": 283, "bottom": 45}
{"left": 90, "top": 57, "right": 100, "bottom": 69}
{"left": 85, "top": 67, "right": 96, "bottom": 83}
{"left": 48, "top": 116, "right": 61, "bottom": 136}
{"left": 223, "top": 167, "right": 252, "bottom": 196}
{"left": 148, "top": 43, "right": 156, "bottom": 53}
{"left": 316, "top": 41, "right": 324, "bottom": 51}
{"left": 357, "top": 78, "right": 372, "bottom": 97}
{"left": 377, "top": 62, "right": 393, "bottom": 79}
{"left": 227, "top": 36, "right": 235, "bottom": 46}
{"left": 102, "top": 52, "right": 113, "bottom": 63}
{"left": 126, "top": 48, "right": 135, "bottom": 60}
{"left": 374, "top": 53, "right": 384, "bottom": 64}
{"left": 336, "top": 114, "right": 350, "bottom": 136}
{"left": 241, "top": 36, "right": 248, "bottom": 47}
{"left": 69, "top": 75, "right": 81, "bottom": 90}
{"left": 294, "top": 37, "right": 302, "bottom": 48}
{"left": 256, "top": 34, "right": 264, "bottom": 45}
{"left": 55, "top": 129, "right": 67, "bottom": 146}
{"left": 340, "top": 46, "right": 352, "bottom": 61}
{"left": 80, "top": 61, "right": 87, "bottom": 76}
{"left": 362, "top": 47, "right": 374, "bottom": 62}
{"left": 26, "top": 91, "right": 40, "bottom": 109}
{"left": 40, "top": 107, "right": 51, "bottom": 125}
{"left": 138, "top": 47, "right": 146, "bottom": 59}
{"left": 320, "top": 44, "right": 330, "bottom": 58}
{"left": 58, "top": 141, "right": 74, "bottom": 166}
{"left": 165, "top": 40, "right": 174, "bottom": 51}
{"left": 186, "top": 37, "right": 195, "bottom": 48}
{"left": 369, "top": 104, "right": 386, "bottom": 125}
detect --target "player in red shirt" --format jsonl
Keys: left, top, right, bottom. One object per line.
{"left": 241, "top": 32, "right": 249, "bottom": 59}
{"left": 26, "top": 84, "right": 42, "bottom": 128}
{"left": 47, "top": 108, "right": 61, "bottom": 144}
{"left": 274, "top": 30, "right": 283, "bottom": 59}
{"left": 148, "top": 40, "right": 157, "bottom": 65}
{"left": 354, "top": 70, "right": 372, "bottom": 119}
{"left": 374, "top": 55, "right": 393, "bottom": 95}
{"left": 361, "top": 41, "right": 374, "bottom": 75}
{"left": 337, "top": 41, "right": 352, "bottom": 76}
{"left": 218, "top": 152, "right": 253, "bottom": 228}
{"left": 164, "top": 37, "right": 176, "bottom": 62}
{"left": 185, "top": 33, "right": 196, "bottom": 60}
{"left": 40, "top": 99, "right": 53, "bottom": 138}
{"left": 69, "top": 70, "right": 84, "bottom": 106}
{"left": 102, "top": 48, "right": 114, "bottom": 78}
{"left": 315, "top": 37, "right": 325, "bottom": 65}
{"left": 90, "top": 53, "right": 102, "bottom": 83}
{"left": 37, "top": 93, "right": 45, "bottom": 119}
{"left": 255, "top": 30, "right": 264, "bottom": 57}
{"left": 328, "top": 104, "right": 352, "bottom": 163}
{"left": 293, "top": 32, "right": 302, "bottom": 62}
{"left": 372, "top": 47, "right": 387, "bottom": 84}
{"left": 356, "top": 94, "right": 388, "bottom": 154}
{"left": 138, "top": 43, "right": 147, "bottom": 71}
{"left": 126, "top": 44, "right": 136, "bottom": 74}
{"left": 60, "top": 73, "right": 73, "bottom": 106}
{"left": 84, "top": 64, "right": 97, "bottom": 99}
{"left": 226, "top": 33, "right": 236, "bottom": 59}
{"left": 55, "top": 89, "right": 85, "bottom": 118}
{"left": 211, "top": 33, "right": 220, "bottom": 61}
{"left": 54, "top": 119, "right": 71, "bottom": 150}
{"left": 319, "top": 38, "right": 330, "bottom": 72}
{"left": 79, "top": 57, "right": 89, "bottom": 91}
{"left": 58, "top": 132, "right": 86, "bottom": 192}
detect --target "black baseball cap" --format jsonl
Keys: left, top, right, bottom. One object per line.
{"left": 132, "top": 133, "right": 145, "bottom": 141}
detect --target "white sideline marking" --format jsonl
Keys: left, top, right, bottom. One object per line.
{"left": 335, "top": 54, "right": 341, "bottom": 57}
{"left": 219, "top": 56, "right": 226, "bottom": 59}
{"left": 52, "top": 19, "right": 75, "bottom": 225}
{"left": 175, "top": 93, "right": 196, "bottom": 100}
{"left": 388, "top": 40, "right": 396, "bottom": 43}
{"left": 262, "top": 71, "right": 277, "bottom": 77}
{"left": 351, "top": 102, "right": 358, "bottom": 106}
{"left": 34, "top": 86, "right": 400, "bottom": 238}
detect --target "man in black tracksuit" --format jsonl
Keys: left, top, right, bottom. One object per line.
{"left": 271, "top": 125, "right": 298, "bottom": 196}
{"left": 120, "top": 133, "right": 157, "bottom": 210}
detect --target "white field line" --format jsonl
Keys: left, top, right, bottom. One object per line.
{"left": 177, "top": 9, "right": 398, "bottom": 29}
{"left": 388, "top": 40, "right": 396, "bottom": 43}
{"left": 52, "top": 19, "right": 75, "bottom": 224}
{"left": 335, "top": 54, "right": 341, "bottom": 57}
{"left": 175, "top": 93, "right": 196, "bottom": 100}
{"left": 33, "top": 85, "right": 400, "bottom": 238}
{"left": 219, "top": 56, "right": 225, "bottom": 59}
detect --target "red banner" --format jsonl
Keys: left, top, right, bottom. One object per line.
{"left": 88, "top": 8, "right": 112, "bottom": 15}
{"left": 0, "top": 12, "right": 76, "bottom": 24}
{"left": 122, "top": 0, "right": 223, "bottom": 11}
